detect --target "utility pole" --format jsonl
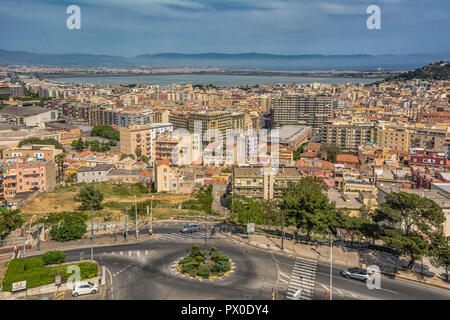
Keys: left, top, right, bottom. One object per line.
{"left": 150, "top": 196, "right": 153, "bottom": 233}
{"left": 22, "top": 224, "right": 26, "bottom": 258}
{"left": 91, "top": 208, "right": 94, "bottom": 263}
{"left": 204, "top": 210, "right": 207, "bottom": 250}
{"left": 36, "top": 216, "right": 40, "bottom": 251}
{"left": 281, "top": 210, "right": 284, "bottom": 250}
{"left": 134, "top": 195, "right": 138, "bottom": 239}
{"left": 329, "top": 230, "right": 333, "bottom": 300}
{"left": 125, "top": 208, "right": 128, "bottom": 241}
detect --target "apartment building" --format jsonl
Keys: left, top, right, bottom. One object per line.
{"left": 231, "top": 166, "right": 303, "bottom": 200}
{"left": 2, "top": 144, "right": 63, "bottom": 161}
{"left": 119, "top": 123, "right": 173, "bottom": 159}
{"left": 410, "top": 149, "right": 447, "bottom": 169}
{"left": 375, "top": 124, "right": 412, "bottom": 152}
{"left": 169, "top": 111, "right": 189, "bottom": 131}
{"left": 272, "top": 95, "right": 332, "bottom": 127}
{"left": 0, "top": 157, "right": 57, "bottom": 199}
{"left": 322, "top": 122, "right": 375, "bottom": 153}
{"left": 77, "top": 164, "right": 113, "bottom": 183}
{"left": 410, "top": 127, "right": 447, "bottom": 153}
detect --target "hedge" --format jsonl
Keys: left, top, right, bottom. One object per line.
{"left": 197, "top": 266, "right": 210, "bottom": 277}
{"left": 42, "top": 251, "right": 66, "bottom": 265}
{"left": 2, "top": 258, "right": 98, "bottom": 292}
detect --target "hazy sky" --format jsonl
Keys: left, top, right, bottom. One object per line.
{"left": 1, "top": 0, "right": 449, "bottom": 56}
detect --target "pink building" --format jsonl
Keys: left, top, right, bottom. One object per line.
{"left": 0, "top": 157, "right": 57, "bottom": 199}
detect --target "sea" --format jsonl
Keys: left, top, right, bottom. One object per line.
{"left": 52, "top": 74, "right": 382, "bottom": 87}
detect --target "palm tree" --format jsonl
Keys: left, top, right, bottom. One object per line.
{"left": 54, "top": 153, "right": 66, "bottom": 182}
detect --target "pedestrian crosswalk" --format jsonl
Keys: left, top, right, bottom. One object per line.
{"left": 103, "top": 250, "right": 152, "bottom": 257}
{"left": 155, "top": 232, "right": 226, "bottom": 241}
{"left": 286, "top": 257, "right": 317, "bottom": 300}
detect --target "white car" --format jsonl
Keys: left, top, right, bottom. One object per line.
{"left": 72, "top": 281, "right": 99, "bottom": 297}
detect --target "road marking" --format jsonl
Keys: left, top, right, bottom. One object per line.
{"left": 286, "top": 257, "right": 318, "bottom": 300}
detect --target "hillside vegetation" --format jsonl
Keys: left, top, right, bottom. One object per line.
{"left": 389, "top": 61, "right": 450, "bottom": 81}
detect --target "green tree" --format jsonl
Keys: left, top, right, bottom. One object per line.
{"left": 89, "top": 140, "right": 100, "bottom": 152}
{"left": 135, "top": 147, "right": 142, "bottom": 160}
{"left": 228, "top": 195, "right": 264, "bottom": 224}
{"left": 91, "top": 125, "right": 119, "bottom": 141}
{"left": 193, "top": 185, "right": 214, "bottom": 215}
{"left": 50, "top": 215, "right": 87, "bottom": 242}
{"left": 74, "top": 185, "right": 104, "bottom": 210}
{"left": 18, "top": 138, "right": 65, "bottom": 152}
{"left": 281, "top": 177, "right": 342, "bottom": 240}
{"left": 261, "top": 199, "right": 281, "bottom": 228}
{"left": 320, "top": 143, "right": 341, "bottom": 163}
{"left": 0, "top": 209, "right": 24, "bottom": 240}
{"left": 374, "top": 192, "right": 446, "bottom": 270}
{"left": 54, "top": 153, "right": 66, "bottom": 182}
{"left": 65, "top": 172, "right": 77, "bottom": 183}
{"left": 342, "top": 215, "right": 374, "bottom": 244}
{"left": 72, "top": 137, "right": 85, "bottom": 152}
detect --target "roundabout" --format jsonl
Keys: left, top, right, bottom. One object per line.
{"left": 176, "top": 245, "right": 233, "bottom": 279}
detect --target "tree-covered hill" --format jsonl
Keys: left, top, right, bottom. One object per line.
{"left": 388, "top": 61, "right": 450, "bottom": 81}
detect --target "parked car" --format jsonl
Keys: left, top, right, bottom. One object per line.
{"left": 180, "top": 223, "right": 200, "bottom": 233}
{"left": 340, "top": 267, "right": 370, "bottom": 282}
{"left": 72, "top": 281, "right": 99, "bottom": 297}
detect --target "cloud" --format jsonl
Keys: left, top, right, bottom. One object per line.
{"left": 0, "top": 0, "right": 449, "bottom": 56}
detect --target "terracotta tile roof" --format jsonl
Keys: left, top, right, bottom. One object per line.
{"left": 76, "top": 150, "right": 92, "bottom": 158}
{"left": 336, "top": 154, "right": 359, "bottom": 164}
{"left": 157, "top": 159, "right": 170, "bottom": 166}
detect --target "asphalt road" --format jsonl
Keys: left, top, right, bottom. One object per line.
{"left": 33, "top": 221, "right": 450, "bottom": 300}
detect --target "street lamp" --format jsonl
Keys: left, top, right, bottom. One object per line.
{"left": 328, "top": 230, "right": 333, "bottom": 300}
{"left": 281, "top": 210, "right": 285, "bottom": 250}
{"left": 134, "top": 195, "right": 138, "bottom": 239}
{"left": 90, "top": 208, "right": 94, "bottom": 263}
{"left": 36, "top": 216, "right": 40, "bottom": 251}
{"left": 150, "top": 195, "right": 153, "bottom": 234}
{"left": 22, "top": 223, "right": 26, "bottom": 258}
{"left": 29, "top": 215, "right": 38, "bottom": 242}
{"left": 125, "top": 207, "right": 128, "bottom": 241}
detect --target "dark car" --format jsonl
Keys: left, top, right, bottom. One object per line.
{"left": 180, "top": 223, "right": 200, "bottom": 233}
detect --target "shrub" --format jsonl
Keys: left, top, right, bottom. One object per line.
{"left": 181, "top": 262, "right": 198, "bottom": 276}
{"left": 211, "top": 263, "right": 222, "bottom": 273}
{"left": 221, "top": 262, "right": 231, "bottom": 272}
{"left": 210, "top": 247, "right": 218, "bottom": 253}
{"left": 179, "top": 256, "right": 194, "bottom": 264}
{"left": 24, "top": 257, "right": 44, "bottom": 270}
{"left": 50, "top": 216, "right": 87, "bottom": 242}
{"left": 211, "top": 253, "right": 229, "bottom": 263}
{"left": 42, "top": 251, "right": 66, "bottom": 265}
{"left": 195, "top": 255, "right": 204, "bottom": 263}
{"left": 1, "top": 260, "right": 98, "bottom": 292}
{"left": 197, "top": 266, "right": 210, "bottom": 277}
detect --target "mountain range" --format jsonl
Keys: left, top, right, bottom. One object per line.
{"left": 0, "top": 49, "right": 448, "bottom": 71}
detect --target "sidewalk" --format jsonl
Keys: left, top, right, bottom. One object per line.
{"left": 227, "top": 232, "right": 450, "bottom": 291}
{"left": 228, "top": 233, "right": 359, "bottom": 267}
{"left": 0, "top": 275, "right": 104, "bottom": 300}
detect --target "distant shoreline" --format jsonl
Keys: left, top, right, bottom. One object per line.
{"left": 41, "top": 70, "right": 394, "bottom": 80}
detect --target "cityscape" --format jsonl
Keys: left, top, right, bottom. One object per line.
{"left": 0, "top": 0, "right": 449, "bottom": 312}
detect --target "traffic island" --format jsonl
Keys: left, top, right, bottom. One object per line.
{"left": 177, "top": 245, "right": 232, "bottom": 280}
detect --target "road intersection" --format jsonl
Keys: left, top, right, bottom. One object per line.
{"left": 32, "top": 221, "right": 450, "bottom": 300}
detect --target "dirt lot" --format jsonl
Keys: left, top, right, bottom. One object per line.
{"left": 20, "top": 186, "right": 194, "bottom": 222}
